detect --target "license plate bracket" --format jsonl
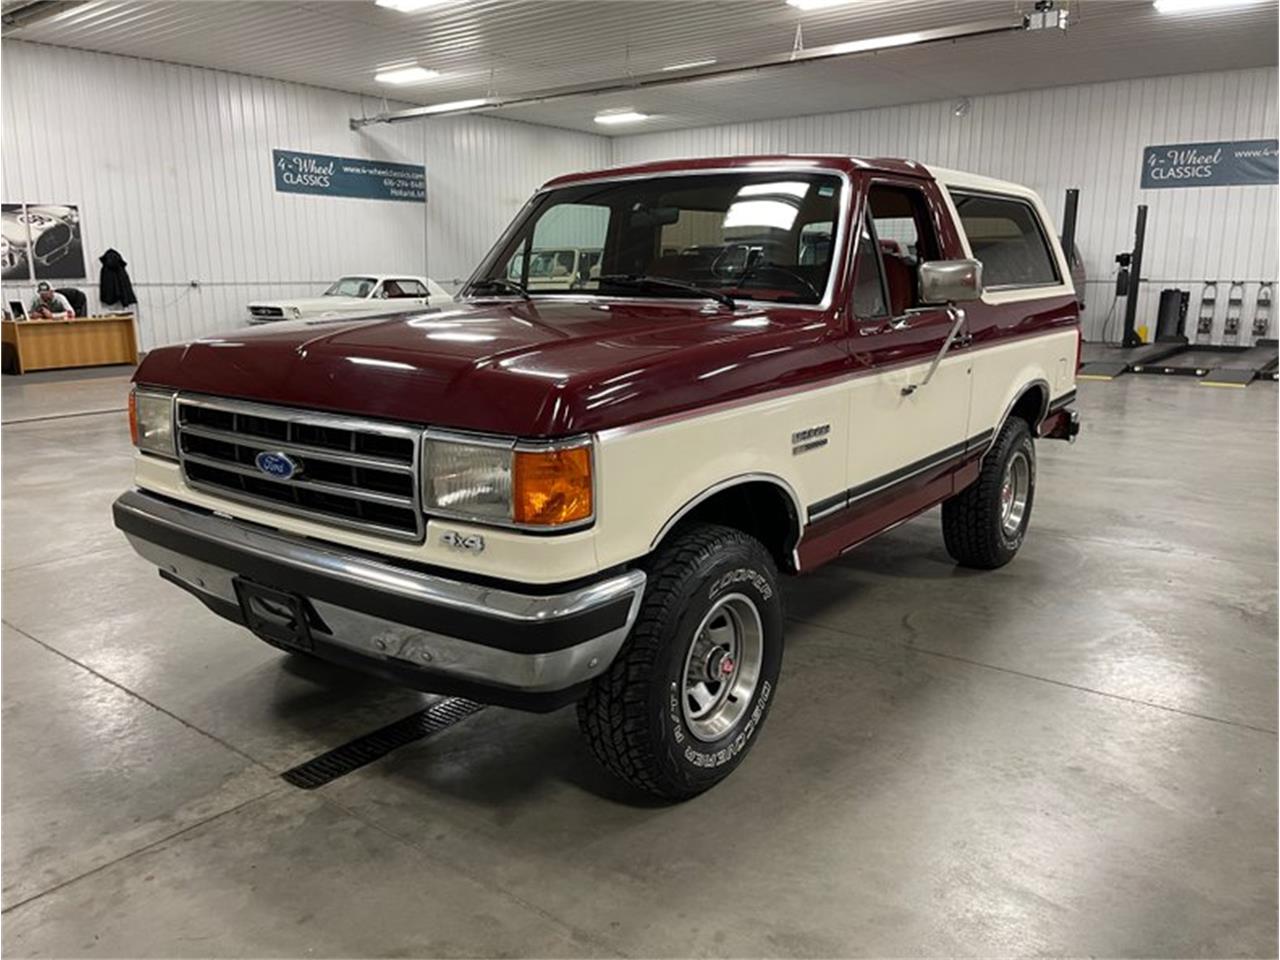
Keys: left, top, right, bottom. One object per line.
{"left": 234, "top": 578, "right": 315, "bottom": 653}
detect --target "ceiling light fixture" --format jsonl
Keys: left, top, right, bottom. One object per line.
{"left": 418, "top": 98, "right": 492, "bottom": 114}
{"left": 1152, "top": 0, "right": 1265, "bottom": 10}
{"left": 594, "top": 110, "right": 650, "bottom": 125}
{"left": 823, "top": 30, "right": 928, "bottom": 56}
{"left": 786, "top": 0, "right": 859, "bottom": 9}
{"left": 661, "top": 58, "right": 718, "bottom": 71}
{"left": 374, "top": 63, "right": 440, "bottom": 84}
{"left": 375, "top": 0, "right": 451, "bottom": 11}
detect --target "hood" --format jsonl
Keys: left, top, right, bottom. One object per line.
{"left": 100, "top": 248, "right": 127, "bottom": 269}
{"left": 135, "top": 298, "right": 838, "bottom": 436}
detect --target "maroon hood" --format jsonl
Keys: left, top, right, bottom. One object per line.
{"left": 135, "top": 299, "right": 840, "bottom": 436}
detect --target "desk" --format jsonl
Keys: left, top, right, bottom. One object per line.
{"left": 1, "top": 315, "right": 138, "bottom": 374}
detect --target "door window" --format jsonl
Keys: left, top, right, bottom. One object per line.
{"left": 382, "top": 278, "right": 428, "bottom": 298}
{"left": 850, "top": 218, "right": 888, "bottom": 320}
{"left": 866, "top": 184, "right": 942, "bottom": 316}
{"left": 949, "top": 192, "right": 1060, "bottom": 288}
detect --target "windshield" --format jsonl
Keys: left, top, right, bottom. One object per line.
{"left": 471, "top": 171, "right": 844, "bottom": 305}
{"left": 324, "top": 276, "right": 377, "bottom": 298}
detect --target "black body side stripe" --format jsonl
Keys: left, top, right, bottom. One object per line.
{"left": 805, "top": 429, "right": 991, "bottom": 524}
{"left": 966, "top": 428, "right": 995, "bottom": 451}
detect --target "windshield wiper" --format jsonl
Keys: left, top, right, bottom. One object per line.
{"left": 597, "top": 274, "right": 736, "bottom": 310}
{"left": 467, "top": 277, "right": 531, "bottom": 300}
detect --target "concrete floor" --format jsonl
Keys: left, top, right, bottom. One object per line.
{"left": 1, "top": 369, "right": 1275, "bottom": 958}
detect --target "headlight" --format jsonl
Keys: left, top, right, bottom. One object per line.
{"left": 422, "top": 433, "right": 593, "bottom": 529}
{"left": 128, "top": 386, "right": 176, "bottom": 459}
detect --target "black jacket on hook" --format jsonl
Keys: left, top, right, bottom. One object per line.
{"left": 99, "top": 249, "right": 137, "bottom": 307}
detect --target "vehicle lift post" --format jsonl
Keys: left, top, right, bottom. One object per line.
{"left": 1120, "top": 205, "right": 1147, "bottom": 348}
{"left": 1061, "top": 188, "right": 1079, "bottom": 268}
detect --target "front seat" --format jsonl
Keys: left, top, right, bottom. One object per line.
{"left": 878, "top": 249, "right": 914, "bottom": 317}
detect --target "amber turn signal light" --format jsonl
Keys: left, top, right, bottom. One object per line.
{"left": 127, "top": 387, "right": 139, "bottom": 446}
{"left": 513, "top": 446, "right": 592, "bottom": 526}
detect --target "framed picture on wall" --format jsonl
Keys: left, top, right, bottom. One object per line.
{"left": 26, "top": 204, "right": 85, "bottom": 280}
{"left": 2, "top": 203, "right": 31, "bottom": 282}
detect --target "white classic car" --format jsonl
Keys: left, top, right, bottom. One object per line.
{"left": 246, "top": 274, "right": 453, "bottom": 324}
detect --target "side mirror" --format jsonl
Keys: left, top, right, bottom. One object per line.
{"left": 919, "top": 259, "right": 983, "bottom": 304}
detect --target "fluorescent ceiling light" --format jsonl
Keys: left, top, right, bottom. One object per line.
{"left": 375, "top": 0, "right": 450, "bottom": 11}
{"left": 374, "top": 63, "right": 440, "bottom": 85}
{"left": 594, "top": 110, "right": 650, "bottom": 125}
{"left": 661, "top": 58, "right": 718, "bottom": 71}
{"left": 786, "top": 0, "right": 859, "bottom": 9}
{"left": 1152, "top": 0, "right": 1265, "bottom": 10}
{"left": 826, "top": 30, "right": 927, "bottom": 56}
{"left": 417, "top": 98, "right": 490, "bottom": 114}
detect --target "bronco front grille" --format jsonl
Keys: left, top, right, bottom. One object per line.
{"left": 175, "top": 396, "right": 423, "bottom": 542}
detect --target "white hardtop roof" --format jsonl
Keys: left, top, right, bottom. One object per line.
{"left": 922, "top": 165, "right": 1043, "bottom": 202}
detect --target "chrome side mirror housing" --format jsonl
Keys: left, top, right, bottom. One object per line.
{"left": 919, "top": 259, "right": 983, "bottom": 304}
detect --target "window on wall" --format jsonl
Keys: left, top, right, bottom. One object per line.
{"left": 949, "top": 192, "right": 1060, "bottom": 288}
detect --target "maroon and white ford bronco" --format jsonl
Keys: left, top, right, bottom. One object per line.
{"left": 114, "top": 155, "right": 1081, "bottom": 800}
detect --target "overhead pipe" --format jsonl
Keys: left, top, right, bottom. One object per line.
{"left": 350, "top": 16, "right": 1039, "bottom": 129}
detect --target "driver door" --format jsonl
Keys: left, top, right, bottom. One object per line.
{"left": 843, "top": 179, "right": 973, "bottom": 515}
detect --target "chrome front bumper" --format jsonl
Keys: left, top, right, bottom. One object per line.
{"left": 112, "top": 490, "right": 646, "bottom": 710}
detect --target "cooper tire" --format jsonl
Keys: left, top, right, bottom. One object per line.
{"left": 942, "top": 417, "right": 1036, "bottom": 569}
{"left": 577, "top": 523, "right": 784, "bottom": 801}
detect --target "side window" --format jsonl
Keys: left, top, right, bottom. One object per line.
{"left": 505, "top": 240, "right": 527, "bottom": 281}
{"left": 867, "top": 184, "right": 942, "bottom": 315}
{"left": 950, "top": 192, "right": 1060, "bottom": 288}
{"left": 851, "top": 218, "right": 887, "bottom": 320}
{"left": 385, "top": 279, "right": 426, "bottom": 298}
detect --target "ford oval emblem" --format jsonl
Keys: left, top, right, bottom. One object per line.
{"left": 255, "top": 451, "right": 299, "bottom": 480}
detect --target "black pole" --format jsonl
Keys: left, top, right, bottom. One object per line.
{"left": 1061, "top": 188, "right": 1079, "bottom": 265}
{"left": 1122, "top": 204, "right": 1147, "bottom": 348}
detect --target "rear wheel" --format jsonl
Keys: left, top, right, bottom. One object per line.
{"left": 577, "top": 523, "right": 784, "bottom": 801}
{"left": 942, "top": 417, "right": 1036, "bottom": 569}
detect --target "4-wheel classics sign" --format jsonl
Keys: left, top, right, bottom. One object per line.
{"left": 1141, "top": 139, "right": 1279, "bottom": 189}
{"left": 272, "top": 149, "right": 426, "bottom": 203}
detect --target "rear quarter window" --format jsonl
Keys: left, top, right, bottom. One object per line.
{"left": 948, "top": 191, "right": 1060, "bottom": 289}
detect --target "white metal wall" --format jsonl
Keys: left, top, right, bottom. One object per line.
{"left": 0, "top": 40, "right": 610, "bottom": 348}
{"left": 613, "top": 67, "right": 1280, "bottom": 343}
{"left": 422, "top": 115, "right": 611, "bottom": 289}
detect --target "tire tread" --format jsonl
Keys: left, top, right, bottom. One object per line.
{"left": 577, "top": 523, "right": 774, "bottom": 800}
{"left": 942, "top": 417, "right": 1033, "bottom": 569}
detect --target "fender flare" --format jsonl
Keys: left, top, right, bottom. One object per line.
{"left": 984, "top": 378, "right": 1050, "bottom": 455}
{"left": 648, "top": 472, "right": 805, "bottom": 561}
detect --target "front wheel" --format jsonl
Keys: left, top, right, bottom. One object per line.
{"left": 577, "top": 523, "right": 784, "bottom": 801}
{"left": 942, "top": 417, "right": 1036, "bottom": 569}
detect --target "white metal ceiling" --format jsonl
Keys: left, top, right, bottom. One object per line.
{"left": 4, "top": 0, "right": 1277, "bottom": 133}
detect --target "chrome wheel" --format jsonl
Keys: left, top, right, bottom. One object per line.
{"left": 681, "top": 593, "right": 764, "bottom": 742}
{"left": 1000, "top": 450, "right": 1031, "bottom": 538}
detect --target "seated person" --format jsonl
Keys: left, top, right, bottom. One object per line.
{"left": 29, "top": 282, "right": 75, "bottom": 319}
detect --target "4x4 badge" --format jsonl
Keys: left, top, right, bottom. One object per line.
{"left": 440, "top": 531, "right": 485, "bottom": 554}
